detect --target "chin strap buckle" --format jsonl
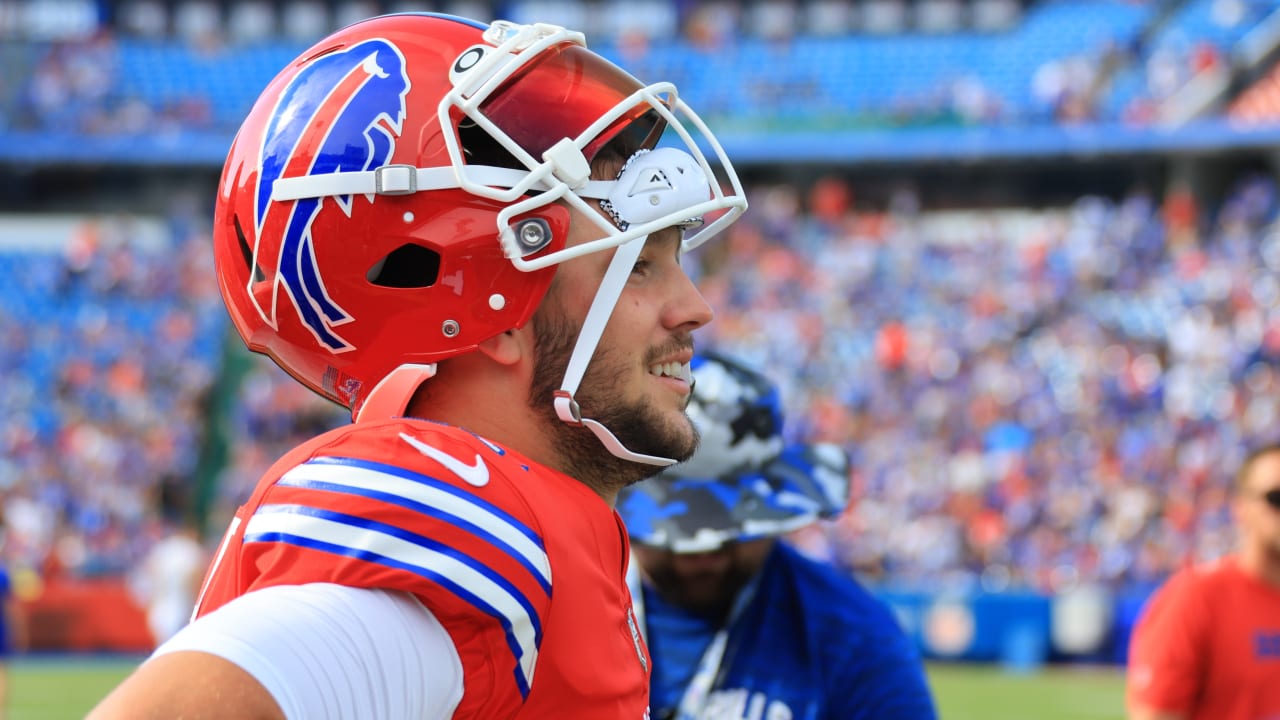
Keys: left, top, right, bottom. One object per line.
{"left": 553, "top": 390, "right": 583, "bottom": 426}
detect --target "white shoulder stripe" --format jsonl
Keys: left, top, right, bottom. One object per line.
{"left": 280, "top": 461, "right": 552, "bottom": 587}
{"left": 244, "top": 508, "right": 539, "bottom": 689}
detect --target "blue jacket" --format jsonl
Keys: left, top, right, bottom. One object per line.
{"left": 636, "top": 542, "right": 937, "bottom": 720}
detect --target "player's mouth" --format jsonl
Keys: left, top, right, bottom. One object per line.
{"left": 649, "top": 360, "right": 693, "bottom": 390}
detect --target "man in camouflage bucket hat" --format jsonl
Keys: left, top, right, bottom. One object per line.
{"left": 618, "top": 351, "right": 937, "bottom": 720}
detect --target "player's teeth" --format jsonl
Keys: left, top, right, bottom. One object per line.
{"left": 649, "top": 362, "right": 689, "bottom": 378}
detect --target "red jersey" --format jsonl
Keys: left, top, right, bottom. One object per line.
{"left": 196, "top": 417, "right": 651, "bottom": 719}
{"left": 1128, "top": 556, "right": 1280, "bottom": 720}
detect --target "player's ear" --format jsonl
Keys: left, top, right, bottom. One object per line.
{"left": 476, "top": 327, "right": 527, "bottom": 367}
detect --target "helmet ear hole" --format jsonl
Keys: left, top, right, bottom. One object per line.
{"left": 233, "top": 215, "right": 266, "bottom": 283}
{"left": 367, "top": 244, "right": 441, "bottom": 288}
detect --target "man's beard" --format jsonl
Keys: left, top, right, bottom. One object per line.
{"left": 646, "top": 552, "right": 758, "bottom": 622}
{"left": 527, "top": 307, "right": 699, "bottom": 493}
{"left": 1265, "top": 530, "right": 1280, "bottom": 564}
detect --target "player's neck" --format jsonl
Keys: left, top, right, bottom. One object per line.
{"left": 408, "top": 354, "right": 539, "bottom": 445}
{"left": 404, "top": 360, "right": 649, "bottom": 504}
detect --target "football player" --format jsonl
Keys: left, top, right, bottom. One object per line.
{"left": 90, "top": 12, "right": 745, "bottom": 720}
{"left": 619, "top": 352, "right": 937, "bottom": 720}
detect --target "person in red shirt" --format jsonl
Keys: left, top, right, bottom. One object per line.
{"left": 1127, "top": 443, "right": 1280, "bottom": 720}
{"left": 88, "top": 11, "right": 746, "bottom": 720}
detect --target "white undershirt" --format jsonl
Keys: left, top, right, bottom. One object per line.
{"left": 153, "top": 583, "right": 465, "bottom": 719}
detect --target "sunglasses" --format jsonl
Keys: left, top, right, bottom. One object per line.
{"left": 1263, "top": 489, "right": 1280, "bottom": 510}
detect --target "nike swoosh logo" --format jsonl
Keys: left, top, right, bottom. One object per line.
{"left": 398, "top": 432, "right": 490, "bottom": 487}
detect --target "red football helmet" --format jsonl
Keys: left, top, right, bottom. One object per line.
{"left": 213, "top": 13, "right": 746, "bottom": 438}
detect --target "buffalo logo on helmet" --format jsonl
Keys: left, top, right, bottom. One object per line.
{"left": 250, "top": 38, "right": 411, "bottom": 354}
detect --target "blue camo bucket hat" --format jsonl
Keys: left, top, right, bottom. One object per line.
{"left": 618, "top": 351, "right": 851, "bottom": 552}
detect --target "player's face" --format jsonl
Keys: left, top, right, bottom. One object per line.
{"left": 528, "top": 209, "right": 712, "bottom": 487}
{"left": 1236, "top": 451, "right": 1280, "bottom": 559}
{"left": 635, "top": 539, "right": 774, "bottom": 621}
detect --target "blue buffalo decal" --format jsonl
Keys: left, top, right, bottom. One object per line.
{"left": 250, "top": 39, "right": 411, "bottom": 352}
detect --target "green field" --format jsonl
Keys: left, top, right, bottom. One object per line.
{"left": 928, "top": 663, "right": 1128, "bottom": 720}
{"left": 7, "top": 657, "right": 143, "bottom": 720}
{"left": 8, "top": 657, "right": 1127, "bottom": 719}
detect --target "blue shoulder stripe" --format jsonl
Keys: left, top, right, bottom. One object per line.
{"left": 245, "top": 503, "right": 539, "bottom": 697}
{"left": 278, "top": 458, "right": 552, "bottom": 595}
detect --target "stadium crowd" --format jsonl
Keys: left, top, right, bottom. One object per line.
{"left": 205, "top": 169, "right": 1280, "bottom": 600}
{"left": 0, "top": 213, "right": 225, "bottom": 581}
{"left": 6, "top": 0, "right": 1278, "bottom": 137}
{"left": 695, "top": 171, "right": 1280, "bottom": 597}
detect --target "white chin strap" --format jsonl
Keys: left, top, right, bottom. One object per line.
{"left": 552, "top": 235, "right": 678, "bottom": 467}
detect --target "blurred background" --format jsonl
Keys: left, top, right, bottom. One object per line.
{"left": 3, "top": 0, "right": 1280, "bottom": 717}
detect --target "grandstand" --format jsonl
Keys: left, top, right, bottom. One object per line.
{"left": 2, "top": 0, "right": 1280, "bottom": 681}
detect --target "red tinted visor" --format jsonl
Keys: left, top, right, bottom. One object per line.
{"left": 477, "top": 43, "right": 666, "bottom": 165}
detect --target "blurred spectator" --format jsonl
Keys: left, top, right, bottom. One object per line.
{"left": 130, "top": 518, "right": 207, "bottom": 646}
{"left": 620, "top": 352, "right": 938, "bottom": 720}
{"left": 1126, "top": 442, "right": 1280, "bottom": 720}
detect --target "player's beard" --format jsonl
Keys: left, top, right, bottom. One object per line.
{"left": 644, "top": 548, "right": 760, "bottom": 622}
{"left": 528, "top": 307, "right": 699, "bottom": 493}
{"left": 1264, "top": 523, "right": 1280, "bottom": 564}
